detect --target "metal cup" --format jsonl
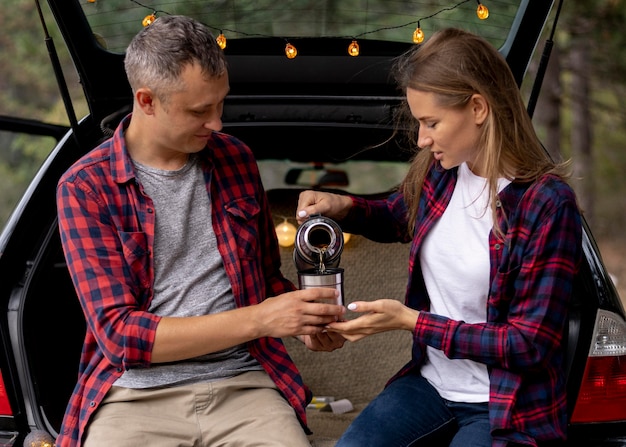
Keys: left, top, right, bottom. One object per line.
{"left": 297, "top": 267, "right": 344, "bottom": 306}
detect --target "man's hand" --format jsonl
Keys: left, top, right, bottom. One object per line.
{"left": 299, "top": 331, "right": 346, "bottom": 352}
{"left": 255, "top": 288, "right": 346, "bottom": 338}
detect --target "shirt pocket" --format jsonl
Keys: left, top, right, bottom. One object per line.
{"left": 119, "top": 231, "right": 150, "bottom": 289}
{"left": 490, "top": 264, "right": 521, "bottom": 320}
{"left": 225, "top": 197, "right": 261, "bottom": 260}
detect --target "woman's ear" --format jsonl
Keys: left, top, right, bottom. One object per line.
{"left": 470, "top": 94, "right": 489, "bottom": 126}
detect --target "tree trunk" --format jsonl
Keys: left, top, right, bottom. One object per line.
{"left": 569, "top": 30, "right": 594, "bottom": 221}
{"left": 533, "top": 44, "right": 562, "bottom": 162}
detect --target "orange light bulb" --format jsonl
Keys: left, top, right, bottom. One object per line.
{"left": 285, "top": 43, "right": 298, "bottom": 59}
{"left": 348, "top": 40, "right": 360, "bottom": 57}
{"left": 343, "top": 233, "right": 351, "bottom": 244}
{"left": 275, "top": 220, "right": 297, "bottom": 247}
{"left": 216, "top": 33, "right": 227, "bottom": 50}
{"left": 477, "top": 4, "right": 489, "bottom": 19}
{"left": 413, "top": 27, "right": 425, "bottom": 44}
{"left": 142, "top": 14, "right": 156, "bottom": 27}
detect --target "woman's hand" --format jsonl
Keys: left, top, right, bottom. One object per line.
{"left": 325, "top": 299, "right": 419, "bottom": 342}
{"left": 296, "top": 190, "right": 353, "bottom": 224}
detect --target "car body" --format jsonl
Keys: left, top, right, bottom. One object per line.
{"left": 1, "top": 0, "right": 626, "bottom": 445}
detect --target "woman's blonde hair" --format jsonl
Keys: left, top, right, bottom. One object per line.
{"left": 393, "top": 28, "right": 569, "bottom": 237}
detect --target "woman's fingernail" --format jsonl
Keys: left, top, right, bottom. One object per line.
{"left": 298, "top": 210, "right": 307, "bottom": 218}
{"left": 347, "top": 303, "right": 357, "bottom": 311}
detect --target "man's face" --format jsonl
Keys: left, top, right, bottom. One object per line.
{"left": 151, "top": 63, "right": 230, "bottom": 156}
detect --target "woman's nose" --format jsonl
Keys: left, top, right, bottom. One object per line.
{"left": 418, "top": 130, "right": 433, "bottom": 149}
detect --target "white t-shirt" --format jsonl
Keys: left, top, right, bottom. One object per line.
{"left": 420, "top": 162, "right": 510, "bottom": 402}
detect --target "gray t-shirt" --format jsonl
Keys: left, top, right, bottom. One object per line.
{"left": 114, "top": 155, "right": 261, "bottom": 389}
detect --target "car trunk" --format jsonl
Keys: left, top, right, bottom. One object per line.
{"left": 2, "top": 0, "right": 626, "bottom": 445}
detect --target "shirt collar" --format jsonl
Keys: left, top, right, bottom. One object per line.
{"left": 109, "top": 113, "right": 137, "bottom": 184}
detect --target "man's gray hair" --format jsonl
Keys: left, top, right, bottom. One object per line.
{"left": 124, "top": 15, "right": 227, "bottom": 99}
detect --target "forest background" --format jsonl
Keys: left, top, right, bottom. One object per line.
{"left": 1, "top": 0, "right": 626, "bottom": 301}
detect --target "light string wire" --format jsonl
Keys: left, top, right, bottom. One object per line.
{"left": 125, "top": 0, "right": 486, "bottom": 45}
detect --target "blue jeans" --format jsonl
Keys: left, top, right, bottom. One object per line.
{"left": 335, "top": 372, "right": 491, "bottom": 447}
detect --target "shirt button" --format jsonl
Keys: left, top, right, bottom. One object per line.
{"left": 147, "top": 208, "right": 154, "bottom": 214}
{"left": 496, "top": 200, "right": 502, "bottom": 208}
{"left": 89, "top": 401, "right": 96, "bottom": 407}
{"left": 494, "top": 243, "right": 501, "bottom": 250}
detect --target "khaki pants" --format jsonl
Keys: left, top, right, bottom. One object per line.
{"left": 83, "top": 371, "right": 311, "bottom": 447}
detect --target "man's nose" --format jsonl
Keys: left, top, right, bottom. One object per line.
{"left": 204, "top": 116, "right": 223, "bottom": 132}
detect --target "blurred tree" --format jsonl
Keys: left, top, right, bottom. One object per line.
{"left": 0, "top": 0, "right": 86, "bottom": 228}
{"left": 0, "top": 0, "right": 76, "bottom": 121}
{"left": 531, "top": 0, "right": 626, "bottom": 234}
{"left": 2, "top": 0, "right": 626, "bottom": 236}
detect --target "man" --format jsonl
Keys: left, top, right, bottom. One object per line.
{"left": 56, "top": 15, "right": 345, "bottom": 447}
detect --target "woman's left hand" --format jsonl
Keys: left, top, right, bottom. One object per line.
{"left": 325, "top": 299, "right": 419, "bottom": 342}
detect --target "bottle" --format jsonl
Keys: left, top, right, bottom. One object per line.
{"left": 294, "top": 214, "right": 344, "bottom": 306}
{"left": 293, "top": 214, "right": 344, "bottom": 272}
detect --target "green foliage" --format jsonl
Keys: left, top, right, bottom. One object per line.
{"left": 587, "top": 85, "right": 626, "bottom": 236}
{"left": 1, "top": 0, "right": 626, "bottom": 236}
{"left": 81, "top": 0, "right": 518, "bottom": 51}
{"left": 0, "top": 0, "right": 88, "bottom": 229}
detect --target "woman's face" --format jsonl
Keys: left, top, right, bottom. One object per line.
{"left": 406, "top": 88, "right": 487, "bottom": 176}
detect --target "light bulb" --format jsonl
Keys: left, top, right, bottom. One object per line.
{"left": 216, "top": 33, "right": 227, "bottom": 50}
{"left": 23, "top": 429, "right": 56, "bottom": 447}
{"left": 285, "top": 43, "right": 298, "bottom": 59}
{"left": 348, "top": 40, "right": 360, "bottom": 57}
{"left": 343, "top": 233, "right": 351, "bottom": 244}
{"left": 275, "top": 220, "right": 297, "bottom": 247}
{"left": 477, "top": 3, "right": 489, "bottom": 20}
{"left": 413, "top": 27, "right": 425, "bottom": 44}
{"left": 142, "top": 14, "right": 156, "bottom": 27}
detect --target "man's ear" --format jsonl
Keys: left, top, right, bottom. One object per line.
{"left": 135, "top": 88, "right": 157, "bottom": 115}
{"left": 470, "top": 94, "right": 489, "bottom": 126}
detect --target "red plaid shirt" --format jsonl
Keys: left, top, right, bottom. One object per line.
{"left": 342, "top": 162, "right": 582, "bottom": 446}
{"left": 55, "top": 115, "right": 304, "bottom": 447}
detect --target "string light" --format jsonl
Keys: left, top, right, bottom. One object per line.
{"left": 142, "top": 13, "right": 156, "bottom": 27}
{"left": 285, "top": 42, "right": 298, "bottom": 59}
{"left": 23, "top": 430, "right": 56, "bottom": 447}
{"left": 121, "top": 0, "right": 488, "bottom": 56}
{"left": 216, "top": 32, "right": 227, "bottom": 49}
{"left": 476, "top": 1, "right": 489, "bottom": 19}
{"left": 413, "top": 21, "right": 425, "bottom": 44}
{"left": 348, "top": 40, "right": 360, "bottom": 57}
{"left": 275, "top": 219, "right": 298, "bottom": 247}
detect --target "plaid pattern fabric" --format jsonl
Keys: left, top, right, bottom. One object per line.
{"left": 55, "top": 115, "right": 302, "bottom": 447}
{"left": 344, "top": 163, "right": 582, "bottom": 446}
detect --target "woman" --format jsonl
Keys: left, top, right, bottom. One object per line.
{"left": 296, "top": 28, "right": 582, "bottom": 447}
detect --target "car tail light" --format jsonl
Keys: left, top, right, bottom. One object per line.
{"left": 0, "top": 370, "right": 12, "bottom": 416}
{"left": 571, "top": 309, "right": 626, "bottom": 422}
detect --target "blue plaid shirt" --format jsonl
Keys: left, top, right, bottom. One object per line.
{"left": 342, "top": 162, "right": 582, "bottom": 446}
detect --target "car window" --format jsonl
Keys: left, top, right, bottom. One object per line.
{"left": 81, "top": 0, "right": 521, "bottom": 53}
{"left": 258, "top": 159, "right": 409, "bottom": 194}
{"left": 0, "top": 129, "right": 61, "bottom": 230}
